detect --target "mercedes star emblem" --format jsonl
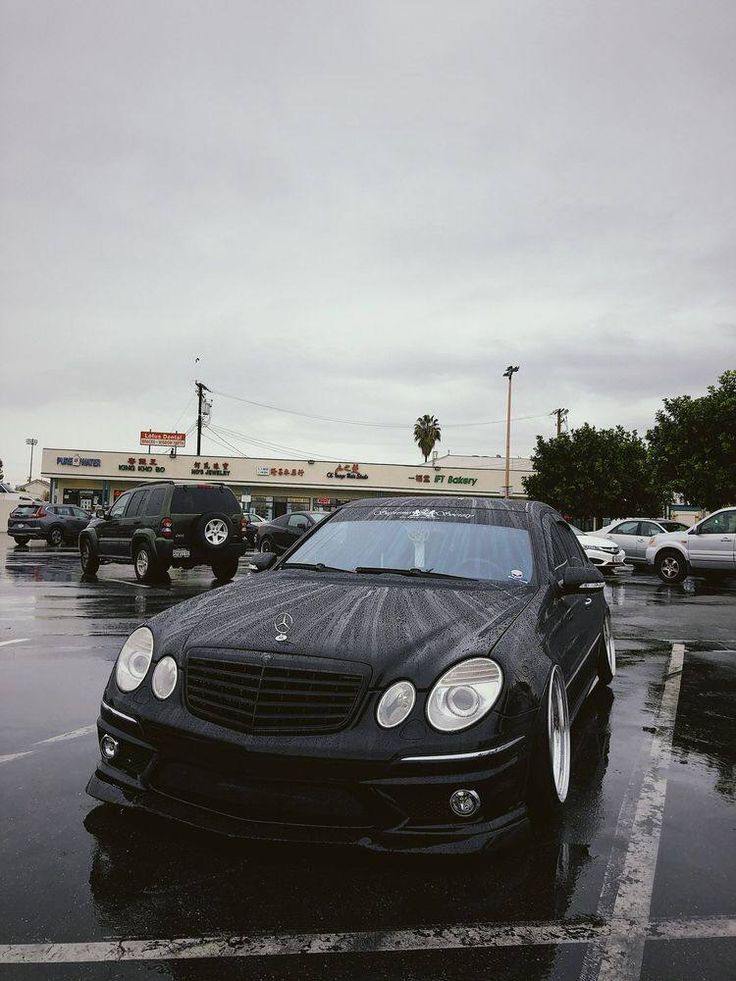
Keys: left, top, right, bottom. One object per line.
{"left": 274, "top": 613, "right": 293, "bottom": 641}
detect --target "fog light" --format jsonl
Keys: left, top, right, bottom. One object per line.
{"left": 450, "top": 789, "right": 480, "bottom": 818}
{"left": 100, "top": 734, "right": 119, "bottom": 761}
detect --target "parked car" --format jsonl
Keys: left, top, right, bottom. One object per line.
{"left": 0, "top": 482, "right": 33, "bottom": 534}
{"left": 645, "top": 506, "right": 736, "bottom": 583}
{"left": 8, "top": 502, "right": 91, "bottom": 547}
{"left": 256, "top": 510, "right": 327, "bottom": 554}
{"left": 86, "top": 496, "right": 614, "bottom": 853}
{"left": 242, "top": 511, "right": 266, "bottom": 548}
{"left": 597, "top": 518, "right": 679, "bottom": 564}
{"left": 569, "top": 525, "right": 626, "bottom": 573}
{"left": 79, "top": 481, "right": 247, "bottom": 583}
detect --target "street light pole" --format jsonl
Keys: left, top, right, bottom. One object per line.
{"left": 25, "top": 437, "right": 38, "bottom": 484}
{"left": 503, "top": 366, "right": 519, "bottom": 497}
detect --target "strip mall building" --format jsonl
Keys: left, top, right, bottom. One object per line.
{"left": 41, "top": 448, "right": 533, "bottom": 517}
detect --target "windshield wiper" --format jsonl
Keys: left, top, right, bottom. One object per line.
{"left": 281, "top": 562, "right": 352, "bottom": 573}
{"left": 354, "top": 566, "right": 477, "bottom": 582}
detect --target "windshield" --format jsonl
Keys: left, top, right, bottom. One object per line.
{"left": 283, "top": 506, "right": 535, "bottom": 583}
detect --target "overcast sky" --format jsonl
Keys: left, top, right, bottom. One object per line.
{"left": 1, "top": 0, "right": 734, "bottom": 484}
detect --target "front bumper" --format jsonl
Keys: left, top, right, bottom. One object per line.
{"left": 87, "top": 707, "right": 531, "bottom": 854}
{"left": 585, "top": 549, "right": 626, "bottom": 570}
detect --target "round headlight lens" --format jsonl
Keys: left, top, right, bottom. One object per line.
{"left": 427, "top": 657, "right": 503, "bottom": 732}
{"left": 376, "top": 680, "right": 416, "bottom": 728}
{"left": 151, "top": 656, "right": 178, "bottom": 699}
{"left": 115, "top": 626, "right": 154, "bottom": 692}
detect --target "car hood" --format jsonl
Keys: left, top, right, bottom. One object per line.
{"left": 577, "top": 533, "right": 617, "bottom": 549}
{"left": 149, "top": 570, "right": 537, "bottom": 688}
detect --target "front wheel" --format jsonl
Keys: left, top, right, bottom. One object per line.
{"left": 47, "top": 527, "right": 65, "bottom": 548}
{"left": 597, "top": 614, "right": 616, "bottom": 686}
{"left": 528, "top": 666, "right": 571, "bottom": 817}
{"left": 656, "top": 550, "right": 687, "bottom": 584}
{"left": 260, "top": 537, "right": 274, "bottom": 553}
{"left": 211, "top": 556, "right": 239, "bottom": 581}
{"left": 80, "top": 539, "right": 100, "bottom": 576}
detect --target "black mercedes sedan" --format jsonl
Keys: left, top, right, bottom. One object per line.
{"left": 87, "top": 496, "right": 615, "bottom": 854}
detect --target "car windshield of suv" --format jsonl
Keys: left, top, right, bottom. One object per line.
{"left": 171, "top": 486, "right": 239, "bottom": 513}
{"left": 283, "top": 506, "right": 535, "bottom": 584}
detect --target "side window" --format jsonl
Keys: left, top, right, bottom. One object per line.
{"left": 615, "top": 520, "right": 640, "bottom": 535}
{"left": 144, "top": 486, "right": 167, "bottom": 516}
{"left": 288, "top": 513, "right": 308, "bottom": 529}
{"left": 699, "top": 510, "right": 736, "bottom": 535}
{"left": 273, "top": 515, "right": 289, "bottom": 527}
{"left": 110, "top": 494, "right": 130, "bottom": 518}
{"left": 558, "top": 523, "right": 586, "bottom": 564}
{"left": 640, "top": 521, "right": 663, "bottom": 537}
{"left": 58, "top": 506, "right": 73, "bottom": 516}
{"left": 126, "top": 491, "right": 147, "bottom": 517}
{"left": 46, "top": 506, "right": 57, "bottom": 515}
{"left": 549, "top": 523, "right": 569, "bottom": 569}
{"left": 75, "top": 508, "right": 88, "bottom": 518}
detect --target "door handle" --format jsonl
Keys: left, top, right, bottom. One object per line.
{"left": 721, "top": 537, "right": 731, "bottom": 542}
{"left": 584, "top": 597, "right": 593, "bottom": 606}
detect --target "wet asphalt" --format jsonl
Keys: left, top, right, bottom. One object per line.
{"left": 0, "top": 537, "right": 734, "bottom": 981}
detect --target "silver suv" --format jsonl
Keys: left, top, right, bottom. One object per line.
{"left": 644, "top": 507, "right": 736, "bottom": 582}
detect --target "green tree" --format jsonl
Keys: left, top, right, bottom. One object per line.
{"left": 647, "top": 370, "right": 736, "bottom": 511}
{"left": 413, "top": 414, "right": 441, "bottom": 463}
{"left": 522, "top": 424, "right": 668, "bottom": 524}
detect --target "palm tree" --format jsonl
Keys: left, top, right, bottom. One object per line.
{"left": 413, "top": 414, "right": 441, "bottom": 462}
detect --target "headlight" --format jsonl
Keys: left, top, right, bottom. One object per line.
{"left": 426, "top": 657, "right": 503, "bottom": 732}
{"left": 115, "top": 626, "right": 154, "bottom": 692}
{"left": 583, "top": 543, "right": 597, "bottom": 551}
{"left": 376, "top": 680, "right": 416, "bottom": 728}
{"left": 151, "top": 656, "right": 178, "bottom": 699}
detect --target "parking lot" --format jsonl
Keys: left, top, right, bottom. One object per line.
{"left": 0, "top": 536, "right": 734, "bottom": 981}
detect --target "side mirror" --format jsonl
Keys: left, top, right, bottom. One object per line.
{"left": 96, "top": 507, "right": 108, "bottom": 519}
{"left": 688, "top": 526, "right": 701, "bottom": 535}
{"left": 249, "top": 552, "right": 278, "bottom": 572}
{"left": 557, "top": 565, "right": 605, "bottom": 595}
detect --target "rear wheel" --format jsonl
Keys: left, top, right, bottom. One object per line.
{"left": 597, "top": 614, "right": 616, "bottom": 686}
{"left": 211, "top": 556, "right": 239, "bottom": 581}
{"left": 80, "top": 539, "right": 100, "bottom": 576}
{"left": 133, "top": 542, "right": 162, "bottom": 583}
{"left": 656, "top": 550, "right": 687, "bottom": 584}
{"left": 260, "top": 537, "right": 274, "bottom": 553}
{"left": 528, "top": 666, "right": 571, "bottom": 817}
{"left": 12, "top": 536, "right": 30, "bottom": 546}
{"left": 47, "top": 526, "right": 64, "bottom": 547}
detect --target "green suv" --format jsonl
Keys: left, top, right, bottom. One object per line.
{"left": 79, "top": 482, "right": 246, "bottom": 582}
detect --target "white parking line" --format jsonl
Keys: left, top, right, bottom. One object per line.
{"left": 585, "top": 642, "right": 686, "bottom": 981}
{"left": 0, "top": 638, "right": 29, "bottom": 648}
{"left": 101, "top": 578, "right": 152, "bottom": 589}
{"left": 0, "top": 915, "right": 733, "bottom": 965}
{"left": 0, "top": 725, "right": 96, "bottom": 766}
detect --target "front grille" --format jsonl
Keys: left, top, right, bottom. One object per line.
{"left": 185, "top": 654, "right": 366, "bottom": 735}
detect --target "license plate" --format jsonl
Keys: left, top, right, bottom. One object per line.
{"left": 173, "top": 548, "right": 190, "bottom": 559}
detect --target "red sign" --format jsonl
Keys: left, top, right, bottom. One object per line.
{"left": 316, "top": 497, "right": 331, "bottom": 505}
{"left": 140, "top": 431, "right": 186, "bottom": 447}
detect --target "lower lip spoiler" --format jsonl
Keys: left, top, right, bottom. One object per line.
{"left": 101, "top": 701, "right": 138, "bottom": 725}
{"left": 399, "top": 735, "right": 524, "bottom": 763}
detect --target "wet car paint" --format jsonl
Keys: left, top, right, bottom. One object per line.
{"left": 0, "top": 537, "right": 735, "bottom": 980}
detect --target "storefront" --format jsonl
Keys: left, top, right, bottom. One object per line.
{"left": 41, "top": 448, "right": 530, "bottom": 516}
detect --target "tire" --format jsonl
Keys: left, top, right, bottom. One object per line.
{"left": 211, "top": 556, "right": 239, "bottom": 581}
{"left": 47, "top": 526, "right": 65, "bottom": 548}
{"left": 133, "top": 542, "right": 162, "bottom": 583}
{"left": 260, "top": 537, "right": 274, "bottom": 553}
{"left": 656, "top": 549, "right": 687, "bottom": 584}
{"left": 528, "top": 665, "right": 571, "bottom": 817}
{"left": 597, "top": 614, "right": 616, "bottom": 686}
{"left": 80, "top": 538, "right": 100, "bottom": 576}
{"left": 12, "top": 537, "right": 30, "bottom": 546}
{"left": 195, "top": 512, "right": 233, "bottom": 550}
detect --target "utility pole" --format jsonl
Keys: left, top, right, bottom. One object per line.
{"left": 25, "top": 437, "right": 38, "bottom": 484}
{"left": 553, "top": 407, "right": 568, "bottom": 436}
{"left": 503, "top": 366, "right": 519, "bottom": 498}
{"left": 195, "top": 380, "right": 210, "bottom": 456}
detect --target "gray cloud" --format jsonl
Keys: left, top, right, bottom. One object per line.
{"left": 1, "top": 0, "right": 734, "bottom": 481}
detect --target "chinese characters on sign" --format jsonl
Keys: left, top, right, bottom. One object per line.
{"left": 409, "top": 473, "right": 478, "bottom": 486}
{"left": 190, "top": 461, "right": 231, "bottom": 476}
{"left": 255, "top": 465, "right": 305, "bottom": 478}
{"left": 119, "top": 457, "right": 166, "bottom": 474}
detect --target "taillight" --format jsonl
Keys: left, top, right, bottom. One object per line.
{"left": 35, "top": 506, "right": 47, "bottom": 518}
{"left": 160, "top": 517, "right": 173, "bottom": 539}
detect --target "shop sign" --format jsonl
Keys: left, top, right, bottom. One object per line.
{"left": 409, "top": 472, "right": 478, "bottom": 487}
{"left": 57, "top": 455, "right": 101, "bottom": 468}
{"left": 190, "top": 460, "right": 231, "bottom": 477}
{"left": 326, "top": 464, "right": 368, "bottom": 480}
{"left": 316, "top": 497, "right": 331, "bottom": 505}
{"left": 119, "top": 457, "right": 167, "bottom": 474}
{"left": 140, "top": 430, "right": 186, "bottom": 447}
{"left": 256, "top": 466, "right": 305, "bottom": 478}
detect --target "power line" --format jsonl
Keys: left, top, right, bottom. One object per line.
{"left": 209, "top": 424, "right": 345, "bottom": 462}
{"left": 211, "top": 388, "right": 549, "bottom": 430}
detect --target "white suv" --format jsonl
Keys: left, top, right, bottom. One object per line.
{"left": 645, "top": 507, "right": 736, "bottom": 583}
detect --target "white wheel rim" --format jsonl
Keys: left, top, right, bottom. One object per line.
{"left": 136, "top": 550, "right": 149, "bottom": 576}
{"left": 661, "top": 557, "right": 680, "bottom": 579}
{"left": 604, "top": 617, "right": 616, "bottom": 677}
{"left": 52, "top": 530, "right": 62, "bottom": 545}
{"left": 548, "top": 667, "right": 571, "bottom": 802}
{"left": 204, "top": 518, "right": 228, "bottom": 545}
